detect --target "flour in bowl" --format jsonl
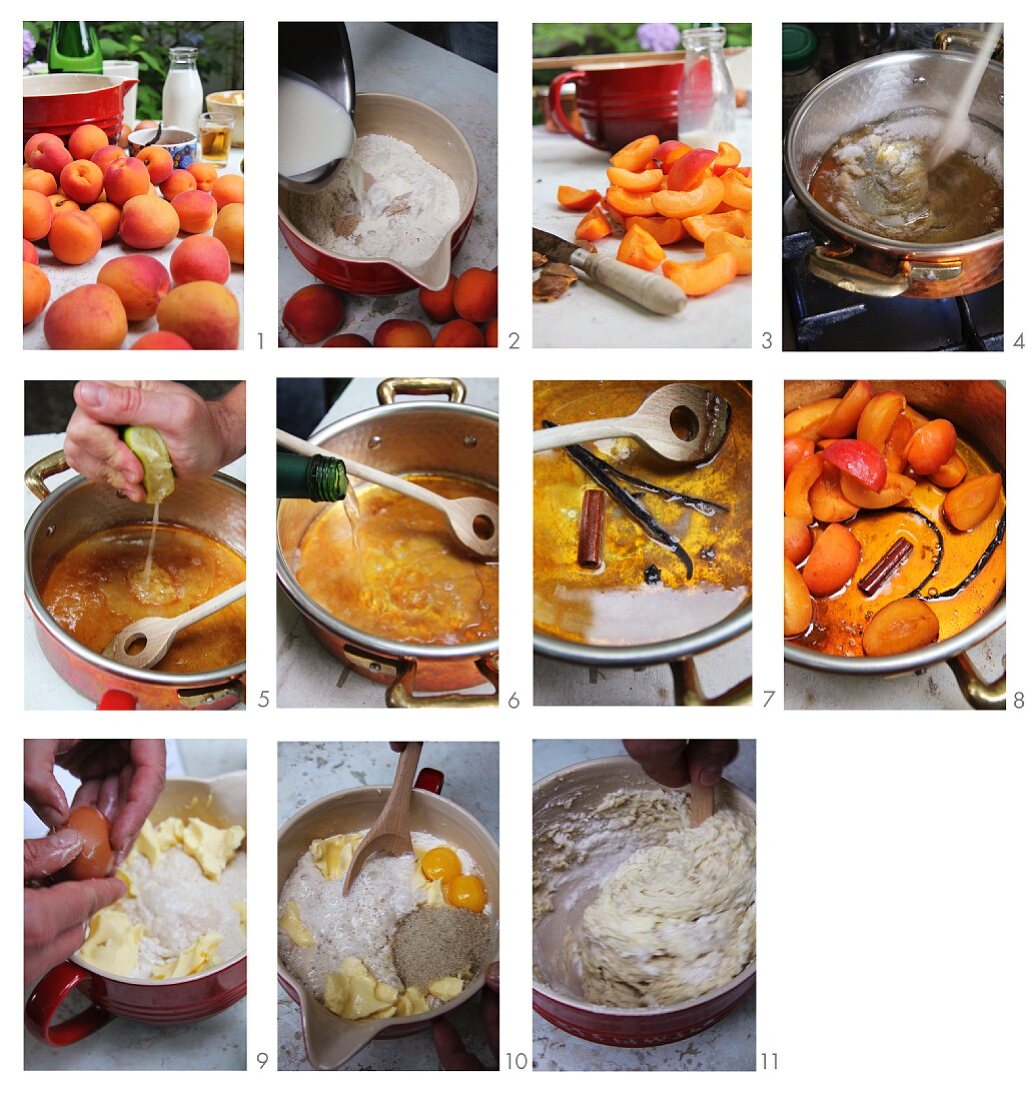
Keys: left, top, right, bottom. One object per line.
{"left": 287, "top": 134, "right": 461, "bottom": 268}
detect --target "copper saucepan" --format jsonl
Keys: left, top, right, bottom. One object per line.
{"left": 277, "top": 767, "right": 499, "bottom": 1069}
{"left": 533, "top": 756, "right": 756, "bottom": 1047}
{"left": 276, "top": 378, "right": 499, "bottom": 708}
{"left": 24, "top": 452, "right": 247, "bottom": 710}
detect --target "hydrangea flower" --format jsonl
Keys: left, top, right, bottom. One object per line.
{"left": 23, "top": 28, "right": 36, "bottom": 65}
{"left": 637, "top": 23, "right": 680, "bottom": 53}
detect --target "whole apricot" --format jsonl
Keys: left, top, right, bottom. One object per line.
{"left": 119, "top": 194, "right": 180, "bottom": 250}
{"left": 23, "top": 189, "right": 54, "bottom": 241}
{"left": 23, "top": 262, "right": 50, "bottom": 326}
{"left": 44, "top": 285, "right": 127, "bottom": 350}
{"left": 91, "top": 144, "right": 126, "bottom": 173}
{"left": 453, "top": 267, "right": 497, "bottom": 324}
{"left": 29, "top": 138, "right": 72, "bottom": 179}
{"left": 419, "top": 275, "right": 457, "bottom": 323}
{"left": 156, "top": 281, "right": 239, "bottom": 350}
{"left": 374, "top": 319, "right": 432, "bottom": 348}
{"left": 97, "top": 255, "right": 171, "bottom": 321}
{"left": 188, "top": 162, "right": 218, "bottom": 192}
{"left": 137, "top": 145, "right": 174, "bottom": 185}
{"left": 49, "top": 210, "right": 103, "bottom": 265}
{"left": 160, "top": 169, "right": 196, "bottom": 200}
{"left": 24, "top": 239, "right": 39, "bottom": 264}
{"left": 484, "top": 318, "right": 498, "bottom": 347}
{"left": 211, "top": 173, "right": 244, "bottom": 209}
{"left": 24, "top": 132, "right": 62, "bottom": 164}
{"left": 104, "top": 156, "right": 150, "bottom": 206}
{"left": 170, "top": 235, "right": 231, "bottom": 285}
{"left": 322, "top": 333, "right": 372, "bottom": 347}
{"left": 68, "top": 124, "right": 110, "bottom": 162}
{"left": 213, "top": 203, "right": 244, "bottom": 264}
{"left": 86, "top": 201, "right": 121, "bottom": 242}
{"left": 49, "top": 194, "right": 81, "bottom": 215}
{"left": 59, "top": 159, "right": 104, "bottom": 205}
{"left": 283, "top": 285, "right": 345, "bottom": 344}
{"left": 23, "top": 168, "right": 58, "bottom": 196}
{"left": 171, "top": 189, "right": 218, "bottom": 234}
{"left": 435, "top": 318, "right": 485, "bottom": 347}
{"left": 131, "top": 331, "right": 193, "bottom": 350}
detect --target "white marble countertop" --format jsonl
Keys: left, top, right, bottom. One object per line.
{"left": 23, "top": 739, "right": 247, "bottom": 1070}
{"left": 532, "top": 738, "right": 755, "bottom": 1071}
{"left": 278, "top": 22, "right": 497, "bottom": 345}
{"left": 532, "top": 111, "right": 751, "bottom": 349}
{"left": 24, "top": 148, "right": 244, "bottom": 351}
{"left": 277, "top": 740, "right": 498, "bottom": 1071}
{"left": 23, "top": 431, "right": 246, "bottom": 710}
{"left": 276, "top": 377, "right": 498, "bottom": 708}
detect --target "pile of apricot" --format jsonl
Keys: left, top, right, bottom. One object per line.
{"left": 784, "top": 381, "right": 1004, "bottom": 657}
{"left": 23, "top": 124, "right": 244, "bottom": 349}
{"left": 282, "top": 266, "right": 497, "bottom": 348}
{"left": 554, "top": 133, "right": 752, "bottom": 298}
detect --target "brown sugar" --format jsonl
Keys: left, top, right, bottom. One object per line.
{"left": 391, "top": 905, "right": 491, "bottom": 991}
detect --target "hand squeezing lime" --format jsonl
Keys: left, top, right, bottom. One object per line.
{"left": 122, "top": 426, "right": 174, "bottom": 504}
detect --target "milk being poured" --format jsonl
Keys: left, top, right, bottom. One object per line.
{"left": 278, "top": 75, "right": 355, "bottom": 178}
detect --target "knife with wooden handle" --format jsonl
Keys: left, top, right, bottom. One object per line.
{"left": 534, "top": 228, "right": 687, "bottom": 316}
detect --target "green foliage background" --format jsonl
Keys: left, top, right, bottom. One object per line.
{"left": 533, "top": 22, "right": 752, "bottom": 57}
{"left": 23, "top": 22, "right": 244, "bottom": 122}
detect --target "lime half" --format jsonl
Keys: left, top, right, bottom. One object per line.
{"left": 122, "top": 426, "right": 174, "bottom": 504}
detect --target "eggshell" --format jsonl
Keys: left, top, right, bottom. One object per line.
{"left": 66, "top": 805, "right": 114, "bottom": 879}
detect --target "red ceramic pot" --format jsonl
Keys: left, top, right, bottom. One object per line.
{"left": 23, "top": 73, "right": 138, "bottom": 146}
{"left": 26, "top": 775, "right": 247, "bottom": 1046}
{"left": 278, "top": 93, "right": 478, "bottom": 295}
{"left": 533, "top": 757, "right": 756, "bottom": 1047}
{"left": 548, "top": 54, "right": 682, "bottom": 152}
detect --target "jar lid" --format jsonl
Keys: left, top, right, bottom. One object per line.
{"left": 783, "top": 24, "right": 818, "bottom": 71}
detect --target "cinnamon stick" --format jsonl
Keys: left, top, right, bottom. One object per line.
{"left": 578, "top": 489, "right": 605, "bottom": 568}
{"left": 858, "top": 536, "right": 913, "bottom": 596}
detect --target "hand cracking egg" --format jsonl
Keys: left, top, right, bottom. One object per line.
{"left": 66, "top": 805, "right": 114, "bottom": 880}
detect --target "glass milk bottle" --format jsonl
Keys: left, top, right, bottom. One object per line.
{"left": 677, "top": 26, "right": 735, "bottom": 149}
{"left": 162, "top": 47, "right": 203, "bottom": 134}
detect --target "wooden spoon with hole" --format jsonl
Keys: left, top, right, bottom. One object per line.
{"left": 690, "top": 781, "right": 715, "bottom": 827}
{"left": 533, "top": 383, "right": 729, "bottom": 464}
{"left": 276, "top": 429, "right": 498, "bottom": 558}
{"left": 102, "top": 581, "right": 246, "bottom": 670}
{"left": 343, "top": 742, "right": 422, "bottom": 896}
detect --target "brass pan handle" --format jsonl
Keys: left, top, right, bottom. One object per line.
{"left": 671, "top": 657, "right": 752, "bottom": 707}
{"left": 25, "top": 449, "right": 70, "bottom": 501}
{"left": 947, "top": 651, "right": 1006, "bottom": 710}
{"left": 377, "top": 378, "right": 466, "bottom": 406}
{"left": 807, "top": 246, "right": 910, "bottom": 297}
{"left": 934, "top": 27, "right": 1004, "bottom": 62}
{"left": 387, "top": 657, "right": 499, "bottom": 709}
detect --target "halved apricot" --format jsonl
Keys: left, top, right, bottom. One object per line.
{"left": 666, "top": 148, "right": 717, "bottom": 192}
{"left": 822, "top": 440, "right": 888, "bottom": 492}
{"left": 809, "top": 463, "right": 858, "bottom": 523}
{"left": 840, "top": 471, "right": 915, "bottom": 510}
{"left": 784, "top": 398, "right": 840, "bottom": 439}
{"left": 683, "top": 210, "right": 748, "bottom": 242}
{"left": 785, "top": 517, "right": 814, "bottom": 566}
{"left": 609, "top": 134, "right": 660, "bottom": 173}
{"left": 883, "top": 413, "right": 915, "bottom": 475}
{"left": 784, "top": 435, "right": 816, "bottom": 484}
{"left": 575, "top": 205, "right": 611, "bottom": 242}
{"left": 802, "top": 523, "right": 861, "bottom": 597}
{"left": 857, "top": 391, "right": 906, "bottom": 449}
{"left": 605, "top": 167, "right": 663, "bottom": 192}
{"left": 721, "top": 169, "right": 752, "bottom": 210}
{"left": 651, "top": 177, "right": 724, "bottom": 219}
{"left": 712, "top": 141, "right": 742, "bottom": 175}
{"left": 606, "top": 186, "right": 657, "bottom": 218}
{"left": 784, "top": 451, "right": 824, "bottom": 523}
{"left": 943, "top": 474, "right": 1002, "bottom": 532}
{"left": 661, "top": 252, "right": 737, "bottom": 297}
{"left": 816, "top": 380, "right": 873, "bottom": 439}
{"left": 785, "top": 557, "right": 813, "bottom": 636}
{"left": 930, "top": 451, "right": 967, "bottom": 489}
{"left": 557, "top": 186, "right": 602, "bottom": 211}
{"left": 616, "top": 223, "right": 666, "bottom": 272}
{"left": 625, "top": 215, "right": 685, "bottom": 246}
{"left": 654, "top": 140, "right": 691, "bottom": 170}
{"left": 862, "top": 598, "right": 939, "bottom": 656}
{"left": 703, "top": 230, "right": 751, "bottom": 275}
{"left": 904, "top": 419, "right": 957, "bottom": 476}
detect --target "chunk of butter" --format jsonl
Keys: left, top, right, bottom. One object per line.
{"left": 232, "top": 898, "right": 247, "bottom": 930}
{"left": 152, "top": 931, "right": 224, "bottom": 980}
{"left": 428, "top": 976, "right": 464, "bottom": 1002}
{"left": 310, "top": 833, "right": 362, "bottom": 879}
{"left": 79, "top": 910, "right": 143, "bottom": 977}
{"left": 116, "top": 864, "right": 137, "bottom": 898}
{"left": 279, "top": 898, "right": 314, "bottom": 947}
{"left": 133, "top": 816, "right": 184, "bottom": 866}
{"left": 182, "top": 818, "right": 245, "bottom": 881}
{"left": 396, "top": 987, "right": 429, "bottom": 1017}
{"left": 418, "top": 876, "right": 447, "bottom": 908}
{"left": 324, "top": 957, "right": 398, "bottom": 1021}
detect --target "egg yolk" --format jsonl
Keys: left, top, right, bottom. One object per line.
{"left": 446, "top": 874, "right": 487, "bottom": 913}
{"left": 420, "top": 846, "right": 462, "bottom": 883}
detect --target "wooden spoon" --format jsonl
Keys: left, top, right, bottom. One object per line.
{"left": 343, "top": 742, "right": 422, "bottom": 895}
{"left": 276, "top": 429, "right": 498, "bottom": 559}
{"left": 533, "top": 383, "right": 729, "bottom": 464}
{"left": 103, "top": 581, "right": 246, "bottom": 670}
{"left": 690, "top": 781, "right": 715, "bottom": 828}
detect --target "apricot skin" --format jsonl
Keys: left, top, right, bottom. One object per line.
{"left": 453, "top": 268, "right": 497, "bottom": 324}
{"left": 283, "top": 285, "right": 345, "bottom": 345}
{"left": 170, "top": 235, "right": 231, "bottom": 286}
{"left": 97, "top": 255, "right": 171, "bottom": 321}
{"left": 44, "top": 285, "right": 128, "bottom": 350}
{"left": 49, "top": 210, "right": 103, "bottom": 265}
{"left": 213, "top": 203, "right": 244, "bottom": 265}
{"left": 119, "top": 194, "right": 180, "bottom": 250}
{"left": 374, "top": 320, "right": 432, "bottom": 348}
{"left": 131, "top": 331, "right": 193, "bottom": 350}
{"left": 156, "top": 281, "right": 239, "bottom": 350}
{"left": 23, "top": 262, "right": 51, "bottom": 326}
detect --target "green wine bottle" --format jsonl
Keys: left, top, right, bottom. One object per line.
{"left": 277, "top": 452, "right": 350, "bottom": 502}
{"left": 48, "top": 22, "right": 102, "bottom": 75}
